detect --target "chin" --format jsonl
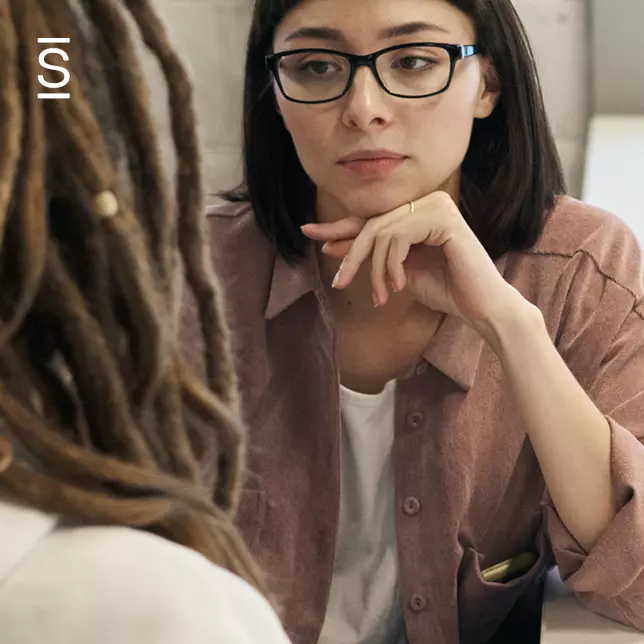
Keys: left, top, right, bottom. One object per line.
{"left": 335, "top": 185, "right": 418, "bottom": 218}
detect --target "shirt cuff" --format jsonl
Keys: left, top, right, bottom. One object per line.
{"left": 543, "top": 417, "right": 644, "bottom": 598}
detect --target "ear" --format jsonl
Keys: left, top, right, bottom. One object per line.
{"left": 474, "top": 59, "right": 501, "bottom": 119}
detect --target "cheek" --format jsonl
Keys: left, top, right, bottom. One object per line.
{"left": 412, "top": 87, "right": 480, "bottom": 166}
{"left": 278, "top": 99, "right": 334, "bottom": 174}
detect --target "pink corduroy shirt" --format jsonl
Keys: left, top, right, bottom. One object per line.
{"left": 181, "top": 196, "right": 644, "bottom": 644}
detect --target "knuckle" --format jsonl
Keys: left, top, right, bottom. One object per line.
{"left": 428, "top": 191, "right": 455, "bottom": 211}
{"left": 376, "top": 228, "right": 391, "bottom": 242}
{"left": 364, "top": 217, "right": 379, "bottom": 232}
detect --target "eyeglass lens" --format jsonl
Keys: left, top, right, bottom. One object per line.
{"left": 276, "top": 46, "right": 452, "bottom": 102}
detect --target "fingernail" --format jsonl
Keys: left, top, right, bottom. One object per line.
{"left": 332, "top": 271, "right": 340, "bottom": 288}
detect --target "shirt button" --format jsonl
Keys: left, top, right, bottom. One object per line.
{"left": 410, "top": 594, "right": 427, "bottom": 612}
{"left": 407, "top": 411, "right": 424, "bottom": 429}
{"left": 402, "top": 497, "right": 421, "bottom": 516}
{"left": 415, "top": 361, "right": 429, "bottom": 376}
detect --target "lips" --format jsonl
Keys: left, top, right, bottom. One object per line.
{"left": 337, "top": 149, "right": 408, "bottom": 177}
{"left": 338, "top": 149, "right": 407, "bottom": 164}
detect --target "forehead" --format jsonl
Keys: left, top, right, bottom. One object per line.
{"left": 273, "top": 0, "right": 476, "bottom": 50}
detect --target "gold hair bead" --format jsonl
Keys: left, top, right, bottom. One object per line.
{"left": 93, "top": 190, "right": 119, "bottom": 219}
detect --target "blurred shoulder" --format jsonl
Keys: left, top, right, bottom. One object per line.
{"left": 204, "top": 200, "right": 274, "bottom": 281}
{"left": 0, "top": 517, "right": 289, "bottom": 644}
{"left": 205, "top": 200, "right": 260, "bottom": 241}
{"left": 206, "top": 200, "right": 254, "bottom": 220}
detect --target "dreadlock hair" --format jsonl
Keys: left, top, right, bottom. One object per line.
{"left": 0, "top": 0, "right": 268, "bottom": 596}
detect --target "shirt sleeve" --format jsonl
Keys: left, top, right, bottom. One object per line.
{"left": 0, "top": 524, "right": 291, "bottom": 644}
{"left": 544, "top": 247, "right": 644, "bottom": 630}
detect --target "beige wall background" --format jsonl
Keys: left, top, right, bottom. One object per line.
{"left": 149, "top": 0, "right": 590, "bottom": 199}
{"left": 592, "top": 0, "right": 644, "bottom": 115}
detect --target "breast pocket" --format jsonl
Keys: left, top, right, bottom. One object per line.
{"left": 458, "top": 530, "right": 552, "bottom": 644}
{"left": 233, "top": 489, "right": 266, "bottom": 549}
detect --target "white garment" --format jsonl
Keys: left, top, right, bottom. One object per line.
{"left": 0, "top": 494, "right": 290, "bottom": 644}
{"left": 319, "top": 380, "right": 407, "bottom": 644}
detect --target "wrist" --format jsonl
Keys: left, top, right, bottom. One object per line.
{"left": 473, "top": 289, "right": 545, "bottom": 352}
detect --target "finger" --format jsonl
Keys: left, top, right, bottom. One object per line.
{"left": 371, "top": 228, "right": 394, "bottom": 306}
{"left": 388, "top": 234, "right": 411, "bottom": 292}
{"left": 306, "top": 202, "right": 411, "bottom": 242}
{"left": 301, "top": 217, "right": 366, "bottom": 242}
{"left": 322, "top": 240, "right": 352, "bottom": 259}
{"left": 333, "top": 225, "right": 379, "bottom": 289}
{"left": 333, "top": 209, "right": 411, "bottom": 289}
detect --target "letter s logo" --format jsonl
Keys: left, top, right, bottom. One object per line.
{"left": 38, "top": 48, "right": 70, "bottom": 89}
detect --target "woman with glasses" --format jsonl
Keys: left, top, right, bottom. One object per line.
{"left": 185, "top": 0, "right": 644, "bottom": 642}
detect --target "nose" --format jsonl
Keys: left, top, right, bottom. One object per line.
{"left": 340, "top": 66, "right": 394, "bottom": 131}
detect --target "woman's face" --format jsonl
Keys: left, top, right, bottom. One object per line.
{"left": 272, "top": 0, "right": 499, "bottom": 219}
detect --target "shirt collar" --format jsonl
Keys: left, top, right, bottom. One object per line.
{"left": 420, "top": 314, "right": 484, "bottom": 391}
{"left": 265, "top": 246, "right": 508, "bottom": 392}
{"left": 421, "top": 254, "right": 508, "bottom": 391}
{"left": 265, "top": 244, "right": 318, "bottom": 321}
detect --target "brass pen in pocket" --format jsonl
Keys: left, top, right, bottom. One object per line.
{"left": 481, "top": 551, "right": 538, "bottom": 583}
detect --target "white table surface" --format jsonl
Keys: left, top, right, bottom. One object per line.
{"left": 541, "top": 568, "right": 644, "bottom": 643}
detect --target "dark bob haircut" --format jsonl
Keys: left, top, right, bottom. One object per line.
{"left": 223, "top": 0, "right": 566, "bottom": 264}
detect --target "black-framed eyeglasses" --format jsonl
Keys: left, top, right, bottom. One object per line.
{"left": 265, "top": 42, "right": 480, "bottom": 104}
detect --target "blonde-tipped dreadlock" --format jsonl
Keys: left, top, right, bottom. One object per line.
{"left": 0, "top": 0, "right": 267, "bottom": 595}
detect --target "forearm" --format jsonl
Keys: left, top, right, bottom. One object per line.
{"left": 480, "top": 298, "right": 616, "bottom": 552}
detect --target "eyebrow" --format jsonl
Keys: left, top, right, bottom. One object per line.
{"left": 284, "top": 21, "right": 450, "bottom": 44}
{"left": 380, "top": 21, "right": 450, "bottom": 39}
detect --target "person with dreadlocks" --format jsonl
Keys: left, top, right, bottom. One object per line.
{"left": 0, "top": 1, "right": 289, "bottom": 642}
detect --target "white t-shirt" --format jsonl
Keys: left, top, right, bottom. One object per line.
{"left": 0, "top": 494, "right": 290, "bottom": 644}
{"left": 319, "top": 380, "right": 407, "bottom": 644}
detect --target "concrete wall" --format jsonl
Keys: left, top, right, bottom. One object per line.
{"left": 512, "top": 0, "right": 590, "bottom": 197}
{"left": 148, "top": 0, "right": 590, "bottom": 198}
{"left": 591, "top": 0, "right": 644, "bottom": 115}
{"left": 140, "top": 0, "right": 254, "bottom": 200}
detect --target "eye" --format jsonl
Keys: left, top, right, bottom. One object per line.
{"left": 278, "top": 53, "right": 347, "bottom": 81}
{"left": 298, "top": 60, "right": 342, "bottom": 75}
{"left": 393, "top": 56, "right": 439, "bottom": 71}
